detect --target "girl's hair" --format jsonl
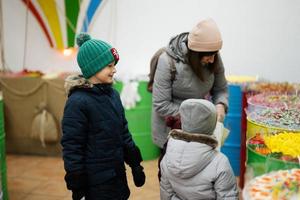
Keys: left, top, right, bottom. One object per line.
{"left": 187, "top": 49, "right": 219, "bottom": 81}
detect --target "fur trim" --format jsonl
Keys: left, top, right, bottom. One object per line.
{"left": 64, "top": 74, "right": 93, "bottom": 95}
{"left": 169, "top": 129, "right": 218, "bottom": 148}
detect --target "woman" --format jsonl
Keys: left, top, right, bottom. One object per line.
{"left": 151, "top": 18, "right": 228, "bottom": 149}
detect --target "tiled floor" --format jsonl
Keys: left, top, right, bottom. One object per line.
{"left": 6, "top": 154, "right": 160, "bottom": 200}
{"left": 6, "top": 154, "right": 242, "bottom": 200}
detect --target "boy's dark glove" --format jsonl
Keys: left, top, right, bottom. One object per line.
{"left": 165, "top": 115, "right": 181, "bottom": 129}
{"left": 124, "top": 145, "right": 143, "bottom": 168}
{"left": 65, "top": 171, "right": 87, "bottom": 191}
{"left": 72, "top": 189, "right": 85, "bottom": 200}
{"left": 124, "top": 145, "right": 145, "bottom": 186}
{"left": 131, "top": 165, "right": 146, "bottom": 187}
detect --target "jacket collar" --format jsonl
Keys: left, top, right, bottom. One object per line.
{"left": 168, "top": 129, "right": 218, "bottom": 149}
{"left": 64, "top": 74, "right": 113, "bottom": 96}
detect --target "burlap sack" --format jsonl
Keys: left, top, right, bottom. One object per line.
{"left": 31, "top": 103, "right": 58, "bottom": 147}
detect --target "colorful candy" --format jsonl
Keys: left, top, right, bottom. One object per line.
{"left": 247, "top": 82, "right": 298, "bottom": 94}
{"left": 248, "top": 94, "right": 300, "bottom": 111}
{"left": 248, "top": 133, "right": 300, "bottom": 163}
{"left": 264, "top": 132, "right": 300, "bottom": 158}
{"left": 248, "top": 108, "right": 300, "bottom": 131}
{"left": 243, "top": 169, "right": 300, "bottom": 200}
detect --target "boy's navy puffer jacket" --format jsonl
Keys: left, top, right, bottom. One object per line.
{"left": 61, "top": 75, "right": 142, "bottom": 189}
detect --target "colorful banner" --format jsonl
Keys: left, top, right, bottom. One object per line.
{"left": 22, "top": 0, "right": 103, "bottom": 49}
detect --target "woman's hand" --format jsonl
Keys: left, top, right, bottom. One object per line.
{"left": 165, "top": 115, "right": 181, "bottom": 129}
{"left": 216, "top": 103, "right": 226, "bottom": 122}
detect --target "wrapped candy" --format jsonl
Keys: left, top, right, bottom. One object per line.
{"left": 248, "top": 108, "right": 300, "bottom": 131}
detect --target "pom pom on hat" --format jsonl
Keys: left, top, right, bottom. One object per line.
{"left": 76, "top": 33, "right": 91, "bottom": 47}
{"left": 76, "top": 33, "right": 119, "bottom": 79}
{"left": 188, "top": 18, "right": 223, "bottom": 52}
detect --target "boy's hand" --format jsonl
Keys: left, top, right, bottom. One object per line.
{"left": 131, "top": 165, "right": 146, "bottom": 187}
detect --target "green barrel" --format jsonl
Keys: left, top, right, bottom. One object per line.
{"left": 0, "top": 100, "right": 8, "bottom": 200}
{"left": 114, "top": 81, "right": 160, "bottom": 160}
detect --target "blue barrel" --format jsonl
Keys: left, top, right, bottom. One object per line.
{"left": 221, "top": 84, "right": 242, "bottom": 176}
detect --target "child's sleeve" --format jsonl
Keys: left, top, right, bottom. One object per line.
{"left": 214, "top": 156, "right": 239, "bottom": 200}
{"left": 118, "top": 93, "right": 146, "bottom": 187}
{"left": 61, "top": 98, "right": 88, "bottom": 190}
{"left": 113, "top": 89, "right": 143, "bottom": 166}
{"left": 120, "top": 104, "right": 143, "bottom": 167}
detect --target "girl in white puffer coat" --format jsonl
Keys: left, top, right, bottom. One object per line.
{"left": 159, "top": 99, "right": 239, "bottom": 200}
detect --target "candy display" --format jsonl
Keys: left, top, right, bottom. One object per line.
{"left": 243, "top": 168, "right": 300, "bottom": 200}
{"left": 247, "top": 133, "right": 300, "bottom": 177}
{"left": 245, "top": 82, "right": 300, "bottom": 196}
{"left": 246, "top": 118, "right": 286, "bottom": 139}
{"left": 247, "top": 93, "right": 300, "bottom": 112}
{"left": 247, "top": 82, "right": 298, "bottom": 94}
{"left": 264, "top": 132, "right": 300, "bottom": 158}
{"left": 248, "top": 108, "right": 300, "bottom": 131}
{"left": 248, "top": 133, "right": 300, "bottom": 162}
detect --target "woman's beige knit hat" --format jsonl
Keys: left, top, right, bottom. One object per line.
{"left": 188, "top": 18, "right": 223, "bottom": 52}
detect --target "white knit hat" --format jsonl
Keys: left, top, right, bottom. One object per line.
{"left": 188, "top": 18, "right": 223, "bottom": 52}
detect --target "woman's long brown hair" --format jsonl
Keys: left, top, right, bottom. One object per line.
{"left": 187, "top": 49, "right": 219, "bottom": 81}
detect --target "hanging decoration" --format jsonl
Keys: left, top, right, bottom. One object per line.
{"left": 21, "top": 0, "right": 103, "bottom": 49}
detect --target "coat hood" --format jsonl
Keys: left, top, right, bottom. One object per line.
{"left": 180, "top": 99, "right": 217, "bottom": 135}
{"left": 163, "top": 129, "right": 218, "bottom": 179}
{"left": 166, "top": 32, "right": 189, "bottom": 63}
{"left": 64, "top": 74, "right": 93, "bottom": 96}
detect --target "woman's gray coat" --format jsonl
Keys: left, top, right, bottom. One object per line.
{"left": 151, "top": 33, "right": 228, "bottom": 148}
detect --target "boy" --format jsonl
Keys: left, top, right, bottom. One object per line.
{"left": 61, "top": 33, "right": 145, "bottom": 200}
{"left": 159, "top": 99, "right": 238, "bottom": 200}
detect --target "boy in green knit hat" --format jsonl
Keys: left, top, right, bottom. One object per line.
{"left": 61, "top": 33, "right": 145, "bottom": 200}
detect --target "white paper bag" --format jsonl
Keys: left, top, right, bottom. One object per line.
{"left": 213, "top": 122, "right": 230, "bottom": 151}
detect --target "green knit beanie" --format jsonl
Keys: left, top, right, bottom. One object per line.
{"left": 76, "top": 33, "right": 119, "bottom": 79}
